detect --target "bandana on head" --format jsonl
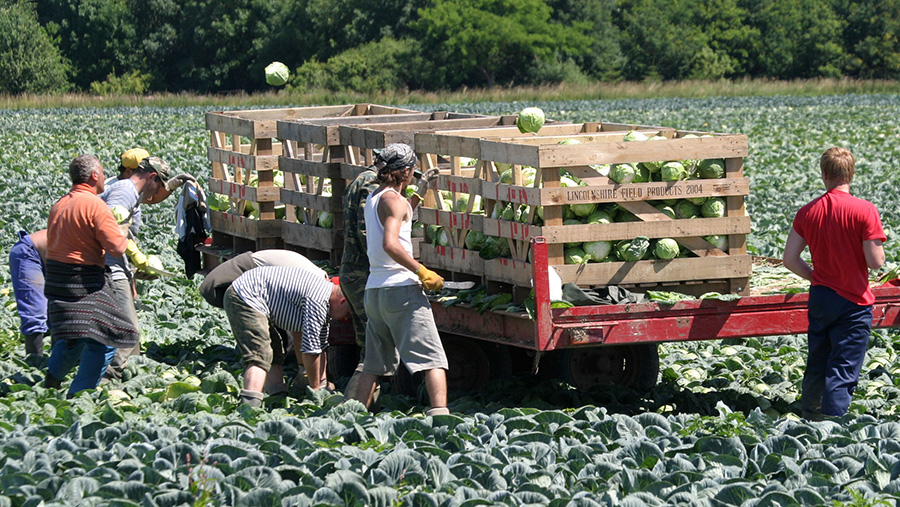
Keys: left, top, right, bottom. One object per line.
{"left": 373, "top": 143, "right": 417, "bottom": 172}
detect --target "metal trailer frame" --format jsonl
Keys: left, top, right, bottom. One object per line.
{"left": 430, "top": 237, "right": 900, "bottom": 352}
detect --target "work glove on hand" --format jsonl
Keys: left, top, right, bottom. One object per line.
{"left": 125, "top": 240, "right": 149, "bottom": 270}
{"left": 415, "top": 264, "right": 444, "bottom": 291}
{"left": 415, "top": 168, "right": 440, "bottom": 198}
{"left": 165, "top": 173, "right": 197, "bottom": 192}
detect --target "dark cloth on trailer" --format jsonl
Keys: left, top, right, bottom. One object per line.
{"left": 176, "top": 181, "right": 210, "bottom": 279}
{"left": 561, "top": 283, "right": 647, "bottom": 306}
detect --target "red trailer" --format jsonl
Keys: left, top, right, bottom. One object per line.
{"left": 385, "top": 237, "right": 900, "bottom": 392}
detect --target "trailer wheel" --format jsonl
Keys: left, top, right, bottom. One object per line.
{"left": 326, "top": 344, "right": 360, "bottom": 381}
{"left": 549, "top": 343, "right": 659, "bottom": 391}
{"left": 391, "top": 335, "right": 510, "bottom": 397}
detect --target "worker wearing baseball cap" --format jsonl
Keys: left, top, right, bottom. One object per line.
{"left": 106, "top": 148, "right": 197, "bottom": 204}
{"left": 104, "top": 148, "right": 150, "bottom": 188}
{"left": 99, "top": 155, "right": 195, "bottom": 381}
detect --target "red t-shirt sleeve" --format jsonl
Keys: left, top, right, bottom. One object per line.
{"left": 862, "top": 205, "right": 887, "bottom": 243}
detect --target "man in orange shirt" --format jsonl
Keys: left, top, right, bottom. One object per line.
{"left": 43, "top": 155, "right": 140, "bottom": 397}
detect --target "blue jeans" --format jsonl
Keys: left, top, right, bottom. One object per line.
{"left": 801, "top": 285, "right": 873, "bottom": 418}
{"left": 9, "top": 231, "right": 48, "bottom": 336}
{"left": 47, "top": 338, "right": 116, "bottom": 397}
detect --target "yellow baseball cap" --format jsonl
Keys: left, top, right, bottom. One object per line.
{"left": 120, "top": 148, "right": 150, "bottom": 170}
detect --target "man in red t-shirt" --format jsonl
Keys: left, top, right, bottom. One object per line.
{"left": 783, "top": 147, "right": 886, "bottom": 420}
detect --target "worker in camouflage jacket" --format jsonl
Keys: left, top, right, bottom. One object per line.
{"left": 338, "top": 159, "right": 379, "bottom": 401}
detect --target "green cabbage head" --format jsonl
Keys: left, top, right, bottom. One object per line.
{"left": 565, "top": 246, "right": 589, "bottom": 264}
{"left": 265, "top": 62, "right": 290, "bottom": 86}
{"left": 655, "top": 204, "right": 676, "bottom": 219}
{"left": 615, "top": 236, "right": 650, "bottom": 261}
{"left": 586, "top": 210, "right": 614, "bottom": 224}
{"left": 698, "top": 159, "right": 726, "bottom": 179}
{"left": 583, "top": 240, "right": 612, "bottom": 261}
{"left": 465, "top": 230, "right": 486, "bottom": 250}
{"left": 655, "top": 238, "right": 680, "bottom": 260}
{"left": 674, "top": 200, "right": 700, "bottom": 219}
{"left": 701, "top": 197, "right": 726, "bottom": 218}
{"left": 570, "top": 202, "right": 597, "bottom": 218}
{"left": 318, "top": 211, "right": 334, "bottom": 229}
{"left": 517, "top": 107, "right": 545, "bottom": 134}
{"left": 705, "top": 235, "right": 728, "bottom": 250}
{"left": 661, "top": 161, "right": 687, "bottom": 181}
{"left": 610, "top": 163, "right": 636, "bottom": 184}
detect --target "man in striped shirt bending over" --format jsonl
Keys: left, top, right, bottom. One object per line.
{"left": 224, "top": 265, "right": 350, "bottom": 407}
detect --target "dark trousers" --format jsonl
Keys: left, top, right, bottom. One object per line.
{"left": 801, "top": 285, "right": 873, "bottom": 418}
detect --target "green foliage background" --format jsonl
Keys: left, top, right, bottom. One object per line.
{"left": 2, "top": 0, "right": 900, "bottom": 94}
{"left": 0, "top": 95, "right": 899, "bottom": 504}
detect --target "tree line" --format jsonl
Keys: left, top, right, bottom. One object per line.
{"left": 1, "top": 0, "right": 898, "bottom": 95}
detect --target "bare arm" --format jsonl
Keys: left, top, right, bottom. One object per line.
{"left": 864, "top": 238, "right": 885, "bottom": 270}
{"left": 783, "top": 228, "right": 813, "bottom": 281}
{"left": 378, "top": 190, "right": 419, "bottom": 273}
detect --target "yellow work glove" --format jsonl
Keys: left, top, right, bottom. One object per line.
{"left": 415, "top": 264, "right": 444, "bottom": 291}
{"left": 125, "top": 240, "right": 149, "bottom": 270}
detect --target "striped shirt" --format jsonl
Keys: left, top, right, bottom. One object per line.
{"left": 231, "top": 266, "right": 332, "bottom": 353}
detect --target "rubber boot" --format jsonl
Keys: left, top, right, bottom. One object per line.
{"left": 426, "top": 407, "right": 450, "bottom": 417}
{"left": 23, "top": 334, "right": 44, "bottom": 356}
{"left": 239, "top": 389, "right": 264, "bottom": 408}
{"left": 44, "top": 372, "right": 62, "bottom": 390}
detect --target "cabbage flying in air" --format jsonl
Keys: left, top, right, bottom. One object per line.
{"left": 265, "top": 61, "right": 289, "bottom": 86}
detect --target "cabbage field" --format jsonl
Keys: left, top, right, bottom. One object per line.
{"left": 1, "top": 94, "right": 900, "bottom": 505}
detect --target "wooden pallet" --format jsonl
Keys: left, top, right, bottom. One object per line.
{"left": 275, "top": 111, "right": 504, "bottom": 264}
{"left": 412, "top": 123, "right": 752, "bottom": 294}
{"left": 204, "top": 104, "right": 421, "bottom": 260}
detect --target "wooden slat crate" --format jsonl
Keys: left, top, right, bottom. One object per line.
{"left": 412, "top": 123, "right": 752, "bottom": 296}
{"left": 205, "top": 104, "right": 420, "bottom": 258}
{"left": 275, "top": 111, "right": 501, "bottom": 265}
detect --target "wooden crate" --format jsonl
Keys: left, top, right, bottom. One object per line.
{"left": 275, "top": 111, "right": 501, "bottom": 264}
{"left": 412, "top": 123, "right": 752, "bottom": 295}
{"left": 205, "top": 104, "right": 420, "bottom": 259}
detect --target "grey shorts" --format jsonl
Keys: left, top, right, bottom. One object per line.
{"left": 223, "top": 285, "right": 287, "bottom": 371}
{"left": 363, "top": 284, "right": 448, "bottom": 376}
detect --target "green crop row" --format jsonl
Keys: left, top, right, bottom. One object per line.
{"left": 0, "top": 94, "right": 899, "bottom": 505}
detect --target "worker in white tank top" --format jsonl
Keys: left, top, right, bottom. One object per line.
{"left": 351, "top": 143, "right": 451, "bottom": 417}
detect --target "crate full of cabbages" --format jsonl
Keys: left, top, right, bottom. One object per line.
{"left": 411, "top": 123, "right": 752, "bottom": 296}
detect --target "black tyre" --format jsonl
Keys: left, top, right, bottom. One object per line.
{"left": 547, "top": 343, "right": 659, "bottom": 391}
{"left": 326, "top": 344, "right": 360, "bottom": 381}
{"left": 391, "top": 335, "right": 512, "bottom": 396}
